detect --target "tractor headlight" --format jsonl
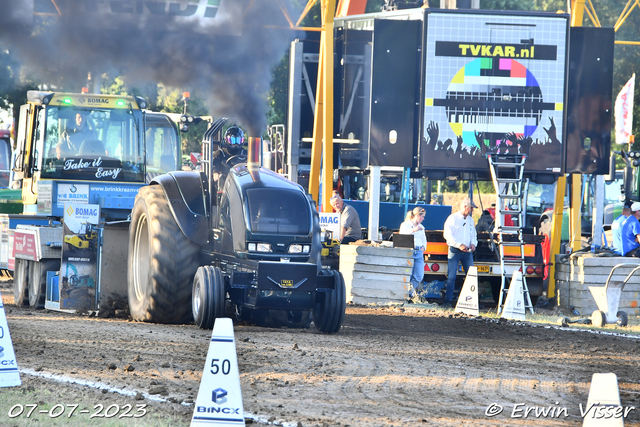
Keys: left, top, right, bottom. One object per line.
{"left": 288, "top": 244, "right": 303, "bottom": 254}
{"left": 257, "top": 243, "right": 272, "bottom": 253}
{"left": 248, "top": 243, "right": 256, "bottom": 251}
{"left": 302, "top": 245, "right": 310, "bottom": 253}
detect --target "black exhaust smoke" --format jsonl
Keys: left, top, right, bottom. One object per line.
{"left": 0, "top": 1, "right": 299, "bottom": 136}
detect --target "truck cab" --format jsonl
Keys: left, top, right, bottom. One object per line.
{"left": 8, "top": 91, "right": 185, "bottom": 313}
{"left": 14, "top": 91, "right": 181, "bottom": 219}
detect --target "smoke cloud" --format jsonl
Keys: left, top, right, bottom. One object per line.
{"left": 0, "top": 0, "right": 300, "bottom": 136}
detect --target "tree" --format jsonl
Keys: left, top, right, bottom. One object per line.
{"left": 267, "top": 54, "right": 290, "bottom": 129}
{"left": 0, "top": 43, "right": 40, "bottom": 143}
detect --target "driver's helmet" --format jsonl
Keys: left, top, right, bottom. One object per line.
{"left": 223, "top": 126, "right": 245, "bottom": 156}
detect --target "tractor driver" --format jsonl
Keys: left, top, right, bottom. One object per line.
{"left": 58, "top": 112, "right": 96, "bottom": 157}
{"left": 67, "top": 112, "right": 96, "bottom": 152}
{"left": 212, "top": 126, "right": 246, "bottom": 179}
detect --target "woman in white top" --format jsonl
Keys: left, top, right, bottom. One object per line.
{"left": 399, "top": 207, "right": 427, "bottom": 294}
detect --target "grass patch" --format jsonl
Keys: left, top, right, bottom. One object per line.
{"left": 0, "top": 382, "right": 190, "bottom": 427}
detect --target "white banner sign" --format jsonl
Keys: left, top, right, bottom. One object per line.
{"left": 57, "top": 183, "right": 89, "bottom": 209}
{"left": 615, "top": 74, "right": 635, "bottom": 144}
{"left": 319, "top": 213, "right": 340, "bottom": 241}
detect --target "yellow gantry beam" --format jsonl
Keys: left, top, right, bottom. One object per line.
{"left": 308, "top": 0, "right": 337, "bottom": 212}
{"left": 321, "top": 0, "right": 336, "bottom": 213}
{"left": 615, "top": 0, "right": 640, "bottom": 32}
{"left": 308, "top": 40, "right": 325, "bottom": 204}
{"left": 548, "top": 0, "right": 587, "bottom": 299}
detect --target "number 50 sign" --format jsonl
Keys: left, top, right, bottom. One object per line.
{"left": 192, "top": 318, "right": 245, "bottom": 426}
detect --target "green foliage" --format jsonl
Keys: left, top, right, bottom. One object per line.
{"left": 100, "top": 77, "right": 209, "bottom": 156}
{"left": 0, "top": 43, "right": 39, "bottom": 139}
{"left": 267, "top": 53, "right": 290, "bottom": 130}
{"left": 477, "top": 0, "right": 535, "bottom": 11}
{"left": 101, "top": 75, "right": 129, "bottom": 96}
{"left": 154, "top": 85, "right": 210, "bottom": 156}
{"left": 431, "top": 179, "right": 494, "bottom": 194}
{"left": 292, "top": 0, "right": 321, "bottom": 26}
{"left": 426, "top": 0, "right": 566, "bottom": 11}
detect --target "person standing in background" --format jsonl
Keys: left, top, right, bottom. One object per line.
{"left": 329, "top": 195, "right": 362, "bottom": 244}
{"left": 621, "top": 202, "right": 640, "bottom": 257}
{"left": 399, "top": 207, "right": 427, "bottom": 297}
{"left": 442, "top": 198, "right": 478, "bottom": 308}
{"left": 611, "top": 202, "right": 632, "bottom": 255}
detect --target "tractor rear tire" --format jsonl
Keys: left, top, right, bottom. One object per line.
{"left": 29, "top": 259, "right": 61, "bottom": 309}
{"left": 313, "top": 269, "right": 346, "bottom": 334}
{"left": 192, "top": 266, "right": 225, "bottom": 329}
{"left": 13, "top": 258, "right": 29, "bottom": 308}
{"left": 128, "top": 185, "right": 200, "bottom": 323}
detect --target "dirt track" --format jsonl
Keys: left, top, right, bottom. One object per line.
{"left": 2, "top": 281, "right": 640, "bottom": 427}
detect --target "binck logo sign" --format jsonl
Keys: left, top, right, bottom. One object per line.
{"left": 212, "top": 388, "right": 227, "bottom": 404}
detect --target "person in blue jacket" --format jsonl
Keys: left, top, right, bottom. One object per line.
{"left": 620, "top": 202, "right": 640, "bottom": 257}
{"left": 611, "top": 202, "right": 631, "bottom": 255}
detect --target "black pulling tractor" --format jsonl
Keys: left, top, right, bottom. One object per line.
{"left": 127, "top": 119, "right": 346, "bottom": 333}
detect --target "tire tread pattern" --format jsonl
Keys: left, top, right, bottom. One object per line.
{"left": 129, "top": 185, "right": 200, "bottom": 323}
{"left": 13, "top": 258, "right": 29, "bottom": 307}
{"left": 313, "top": 269, "right": 346, "bottom": 334}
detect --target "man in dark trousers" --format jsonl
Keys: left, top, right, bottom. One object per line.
{"left": 442, "top": 197, "right": 478, "bottom": 307}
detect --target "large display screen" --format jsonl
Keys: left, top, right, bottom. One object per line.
{"left": 421, "top": 12, "right": 569, "bottom": 175}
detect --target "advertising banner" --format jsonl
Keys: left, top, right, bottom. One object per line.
{"left": 319, "top": 213, "right": 340, "bottom": 241}
{"left": 57, "top": 183, "right": 89, "bottom": 209}
{"left": 13, "top": 229, "right": 39, "bottom": 261}
{"left": 60, "top": 203, "right": 100, "bottom": 311}
{"left": 615, "top": 74, "right": 635, "bottom": 145}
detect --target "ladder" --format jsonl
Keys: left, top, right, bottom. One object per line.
{"left": 487, "top": 153, "right": 535, "bottom": 315}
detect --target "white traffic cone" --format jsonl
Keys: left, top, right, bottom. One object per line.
{"left": 582, "top": 373, "right": 625, "bottom": 427}
{"left": 501, "top": 271, "right": 526, "bottom": 321}
{"left": 0, "top": 299, "right": 21, "bottom": 387}
{"left": 455, "top": 266, "right": 479, "bottom": 316}
{"left": 191, "top": 318, "right": 245, "bottom": 427}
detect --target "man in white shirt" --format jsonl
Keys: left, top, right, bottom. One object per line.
{"left": 442, "top": 197, "right": 478, "bottom": 307}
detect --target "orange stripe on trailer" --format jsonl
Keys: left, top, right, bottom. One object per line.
{"left": 425, "top": 242, "right": 448, "bottom": 255}
{"left": 424, "top": 242, "right": 534, "bottom": 257}
{"left": 504, "top": 245, "right": 535, "bottom": 257}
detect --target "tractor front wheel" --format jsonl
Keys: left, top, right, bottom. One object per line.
{"left": 313, "top": 269, "right": 346, "bottom": 334}
{"left": 192, "top": 266, "right": 225, "bottom": 329}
